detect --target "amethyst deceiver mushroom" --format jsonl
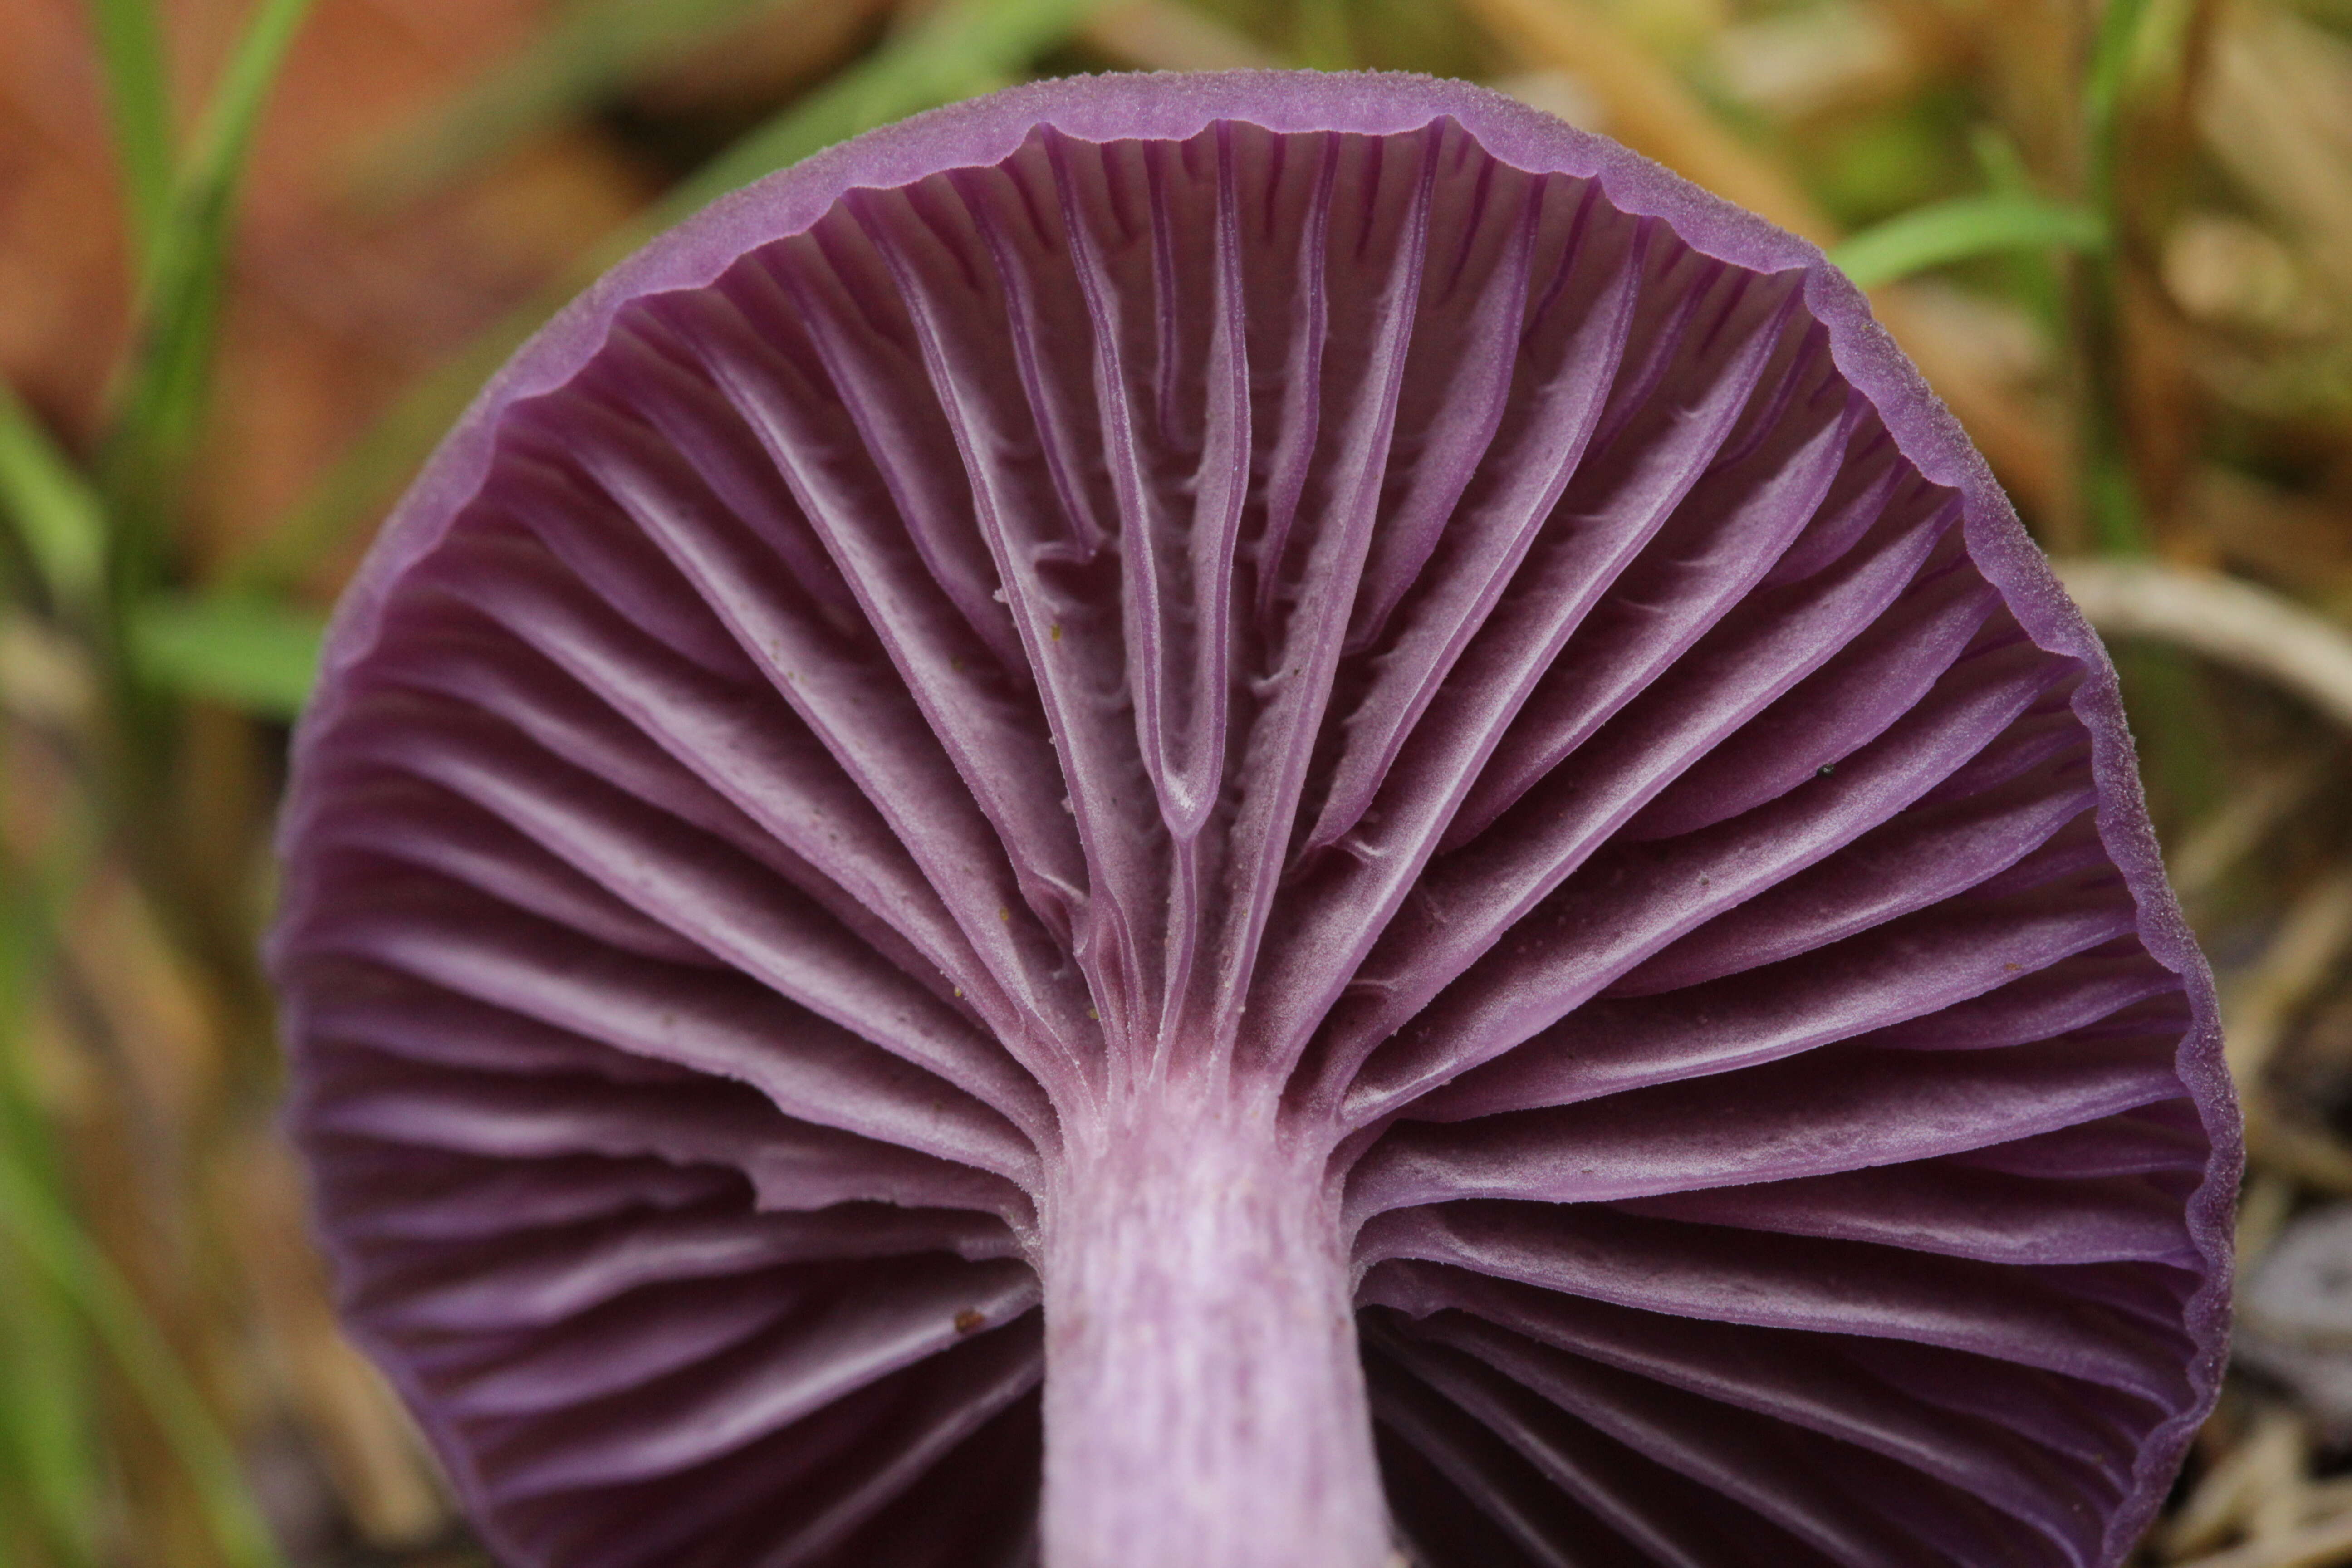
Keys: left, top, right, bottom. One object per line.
{"left": 272, "top": 70, "right": 2239, "bottom": 1568}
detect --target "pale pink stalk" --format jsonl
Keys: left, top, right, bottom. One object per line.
{"left": 1044, "top": 1091, "right": 1386, "bottom": 1568}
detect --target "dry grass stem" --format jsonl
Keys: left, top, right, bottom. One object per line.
{"left": 2055, "top": 561, "right": 2352, "bottom": 734}
{"left": 2224, "top": 868, "right": 2352, "bottom": 1085}
{"left": 2171, "top": 1510, "right": 2352, "bottom": 1568}
{"left": 219, "top": 1139, "right": 445, "bottom": 1547}
{"left": 2171, "top": 753, "right": 2337, "bottom": 902}
{"left": 1458, "top": 0, "right": 1836, "bottom": 239}
{"left": 2171, "top": 1410, "right": 2305, "bottom": 1556}
{"left": 2242, "top": 1172, "right": 2301, "bottom": 1279}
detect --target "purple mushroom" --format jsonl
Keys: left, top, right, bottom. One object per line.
{"left": 271, "top": 70, "right": 2239, "bottom": 1568}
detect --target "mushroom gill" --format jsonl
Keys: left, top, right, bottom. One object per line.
{"left": 271, "top": 70, "right": 2238, "bottom": 1568}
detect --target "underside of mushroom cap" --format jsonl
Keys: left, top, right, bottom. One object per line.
{"left": 272, "top": 70, "right": 2238, "bottom": 1568}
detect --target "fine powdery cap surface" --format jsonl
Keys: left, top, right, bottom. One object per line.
{"left": 272, "top": 70, "right": 2239, "bottom": 1568}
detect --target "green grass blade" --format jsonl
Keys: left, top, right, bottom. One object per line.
{"left": 0, "top": 1150, "right": 289, "bottom": 1568}
{"left": 0, "top": 1291, "right": 98, "bottom": 1568}
{"left": 129, "top": 593, "right": 321, "bottom": 718}
{"left": 179, "top": 0, "right": 315, "bottom": 224}
{"left": 0, "top": 871, "right": 103, "bottom": 1568}
{"left": 136, "top": 0, "right": 317, "bottom": 408}
{"left": 0, "top": 825, "right": 284, "bottom": 1568}
{"left": 0, "top": 384, "right": 105, "bottom": 613}
{"left": 79, "top": 0, "right": 174, "bottom": 270}
{"left": 1960, "top": 125, "right": 2070, "bottom": 331}
{"left": 360, "top": 0, "right": 788, "bottom": 206}
{"left": 2075, "top": 0, "right": 2161, "bottom": 558}
{"left": 105, "top": 0, "right": 315, "bottom": 593}
{"left": 2084, "top": 0, "right": 2154, "bottom": 200}
{"left": 0, "top": 1162, "right": 101, "bottom": 1568}
{"left": 1829, "top": 193, "right": 2106, "bottom": 290}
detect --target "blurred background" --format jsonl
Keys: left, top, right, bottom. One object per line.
{"left": 0, "top": 0, "right": 2347, "bottom": 1563}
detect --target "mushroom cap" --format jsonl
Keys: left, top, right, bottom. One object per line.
{"left": 272, "top": 70, "right": 2239, "bottom": 1568}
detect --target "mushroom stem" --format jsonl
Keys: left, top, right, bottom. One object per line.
{"left": 1040, "top": 1088, "right": 1387, "bottom": 1568}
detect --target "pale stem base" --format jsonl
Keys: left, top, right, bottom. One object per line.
{"left": 1039, "top": 1093, "right": 1389, "bottom": 1568}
